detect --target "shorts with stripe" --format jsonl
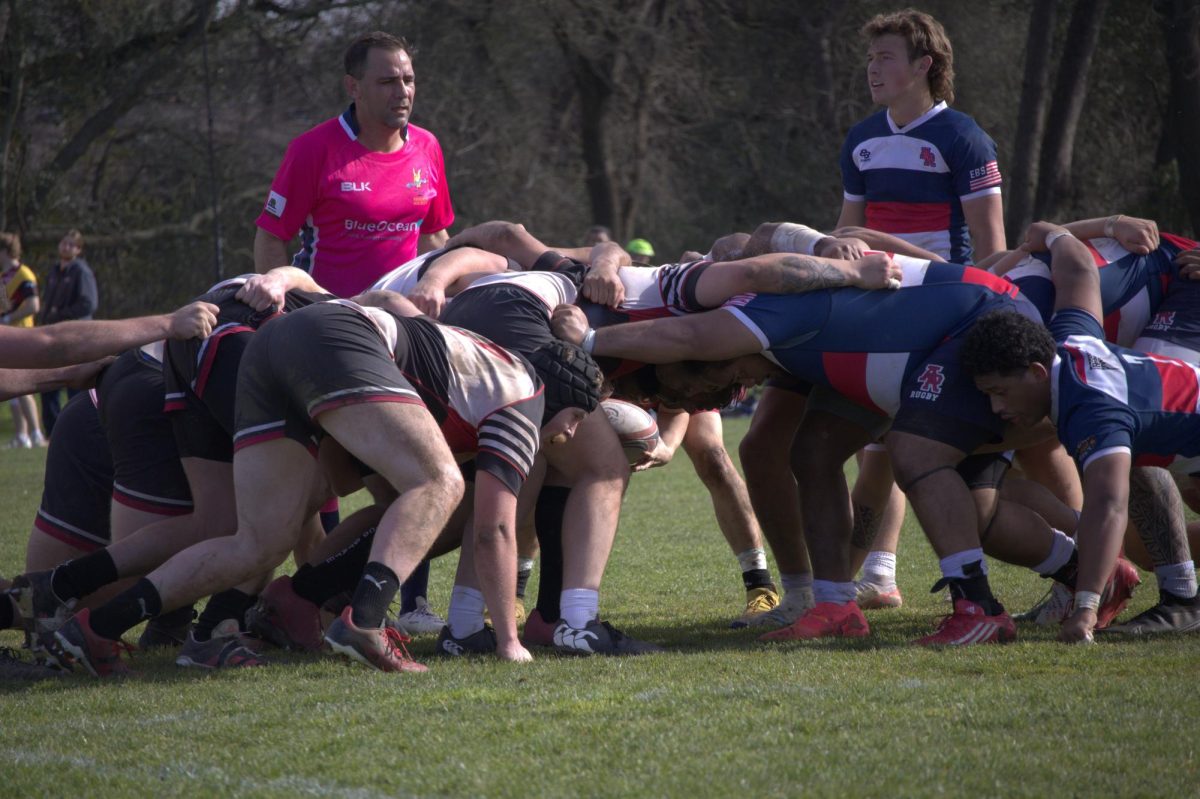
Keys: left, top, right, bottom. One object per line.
{"left": 96, "top": 350, "right": 193, "bottom": 516}
{"left": 890, "top": 336, "right": 1003, "bottom": 453}
{"left": 34, "top": 393, "right": 113, "bottom": 552}
{"left": 233, "top": 302, "right": 424, "bottom": 453}
{"left": 439, "top": 283, "right": 554, "bottom": 355}
{"left": 164, "top": 323, "right": 252, "bottom": 462}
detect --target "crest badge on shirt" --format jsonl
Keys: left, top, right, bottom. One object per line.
{"left": 407, "top": 168, "right": 437, "bottom": 206}
{"left": 265, "top": 190, "right": 287, "bottom": 218}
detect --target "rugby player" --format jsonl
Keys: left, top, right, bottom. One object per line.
{"left": 963, "top": 221, "right": 1200, "bottom": 642}
{"left": 550, "top": 252, "right": 1134, "bottom": 645}
{"left": 47, "top": 292, "right": 601, "bottom": 675}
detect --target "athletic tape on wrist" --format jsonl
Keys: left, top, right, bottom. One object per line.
{"left": 1073, "top": 590, "right": 1102, "bottom": 613}
{"left": 770, "top": 223, "right": 826, "bottom": 256}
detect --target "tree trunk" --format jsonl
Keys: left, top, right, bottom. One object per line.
{"left": 1033, "top": 0, "right": 1108, "bottom": 222}
{"left": 1158, "top": 0, "right": 1200, "bottom": 236}
{"left": 0, "top": 0, "right": 21, "bottom": 230}
{"left": 1005, "top": 0, "right": 1059, "bottom": 242}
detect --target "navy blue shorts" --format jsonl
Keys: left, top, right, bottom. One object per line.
{"left": 891, "top": 335, "right": 1004, "bottom": 453}
{"left": 97, "top": 350, "right": 193, "bottom": 516}
{"left": 35, "top": 393, "right": 112, "bottom": 551}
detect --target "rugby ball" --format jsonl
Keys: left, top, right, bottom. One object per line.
{"left": 602, "top": 399, "right": 660, "bottom": 465}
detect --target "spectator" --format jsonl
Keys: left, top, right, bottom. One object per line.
{"left": 584, "top": 225, "right": 612, "bottom": 245}
{"left": 0, "top": 232, "right": 46, "bottom": 448}
{"left": 37, "top": 229, "right": 98, "bottom": 435}
{"left": 626, "top": 237, "right": 655, "bottom": 266}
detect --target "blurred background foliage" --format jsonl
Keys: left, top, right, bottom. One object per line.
{"left": 0, "top": 0, "right": 1197, "bottom": 316}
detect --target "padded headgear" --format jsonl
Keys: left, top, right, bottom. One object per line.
{"left": 526, "top": 340, "right": 603, "bottom": 424}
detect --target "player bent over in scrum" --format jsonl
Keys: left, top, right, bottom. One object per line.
{"left": 963, "top": 222, "right": 1200, "bottom": 642}
{"left": 47, "top": 294, "right": 600, "bottom": 674}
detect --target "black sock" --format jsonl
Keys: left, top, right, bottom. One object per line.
{"left": 350, "top": 562, "right": 400, "bottom": 629}
{"left": 51, "top": 549, "right": 119, "bottom": 602}
{"left": 945, "top": 561, "right": 1004, "bottom": 616}
{"left": 742, "top": 569, "right": 774, "bottom": 591}
{"left": 534, "top": 486, "right": 570, "bottom": 622}
{"left": 0, "top": 595, "right": 14, "bottom": 630}
{"left": 516, "top": 562, "right": 534, "bottom": 599}
{"left": 320, "top": 506, "right": 341, "bottom": 534}
{"left": 1162, "top": 588, "right": 1200, "bottom": 606}
{"left": 291, "top": 526, "right": 376, "bottom": 606}
{"left": 193, "top": 589, "right": 257, "bottom": 641}
{"left": 1050, "top": 550, "right": 1079, "bottom": 589}
{"left": 400, "top": 560, "right": 431, "bottom": 614}
{"left": 90, "top": 578, "right": 162, "bottom": 641}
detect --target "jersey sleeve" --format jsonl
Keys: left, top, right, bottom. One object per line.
{"left": 475, "top": 397, "right": 543, "bottom": 496}
{"left": 420, "top": 136, "right": 455, "bottom": 236}
{"left": 839, "top": 134, "right": 865, "bottom": 201}
{"left": 1057, "top": 388, "right": 1136, "bottom": 471}
{"left": 255, "top": 135, "right": 322, "bottom": 242}
{"left": 951, "top": 121, "right": 1002, "bottom": 201}
{"left": 1050, "top": 307, "right": 1105, "bottom": 342}
{"left": 719, "top": 293, "right": 830, "bottom": 352}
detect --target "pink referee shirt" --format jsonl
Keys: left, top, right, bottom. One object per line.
{"left": 256, "top": 105, "right": 454, "bottom": 298}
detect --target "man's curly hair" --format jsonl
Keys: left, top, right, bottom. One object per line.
{"left": 960, "top": 311, "right": 1056, "bottom": 378}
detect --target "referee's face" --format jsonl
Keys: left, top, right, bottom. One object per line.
{"left": 352, "top": 47, "right": 416, "bottom": 132}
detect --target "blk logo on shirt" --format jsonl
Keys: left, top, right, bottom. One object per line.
{"left": 340, "top": 181, "right": 372, "bottom": 192}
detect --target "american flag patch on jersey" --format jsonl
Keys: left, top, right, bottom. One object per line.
{"left": 968, "top": 161, "right": 1002, "bottom": 192}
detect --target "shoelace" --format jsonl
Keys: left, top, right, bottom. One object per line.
{"left": 383, "top": 626, "right": 417, "bottom": 662}
{"left": 746, "top": 594, "right": 777, "bottom": 613}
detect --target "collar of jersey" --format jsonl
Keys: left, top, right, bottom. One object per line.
{"left": 886, "top": 100, "right": 948, "bottom": 135}
{"left": 340, "top": 103, "right": 408, "bottom": 144}
{"left": 1049, "top": 352, "right": 1063, "bottom": 425}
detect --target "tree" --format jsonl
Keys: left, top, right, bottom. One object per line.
{"left": 1033, "top": 0, "right": 1108, "bottom": 222}
{"left": 1158, "top": 0, "right": 1200, "bottom": 235}
{"left": 1005, "top": 0, "right": 1059, "bottom": 241}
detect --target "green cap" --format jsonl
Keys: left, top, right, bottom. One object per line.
{"left": 626, "top": 238, "right": 655, "bottom": 257}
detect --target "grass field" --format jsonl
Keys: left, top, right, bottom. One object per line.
{"left": 2, "top": 414, "right": 1199, "bottom": 797}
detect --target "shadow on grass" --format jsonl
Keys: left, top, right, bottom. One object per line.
{"left": 0, "top": 616, "right": 1182, "bottom": 695}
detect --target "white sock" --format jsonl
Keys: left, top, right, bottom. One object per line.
{"left": 446, "top": 585, "right": 485, "bottom": 638}
{"left": 812, "top": 580, "right": 856, "bottom": 605}
{"left": 560, "top": 588, "right": 599, "bottom": 628}
{"left": 1155, "top": 561, "right": 1198, "bottom": 599}
{"left": 781, "top": 572, "right": 813, "bottom": 594}
{"left": 861, "top": 551, "right": 897, "bottom": 588}
{"left": 516, "top": 557, "right": 535, "bottom": 575}
{"left": 1032, "top": 529, "right": 1075, "bottom": 576}
{"left": 736, "top": 547, "right": 768, "bottom": 573}
{"left": 939, "top": 548, "right": 988, "bottom": 580}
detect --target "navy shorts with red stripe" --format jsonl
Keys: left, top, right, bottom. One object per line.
{"left": 97, "top": 350, "right": 193, "bottom": 516}
{"left": 233, "top": 302, "right": 424, "bottom": 453}
{"left": 890, "top": 335, "right": 1004, "bottom": 453}
{"left": 164, "top": 323, "right": 253, "bottom": 462}
{"left": 35, "top": 393, "right": 113, "bottom": 552}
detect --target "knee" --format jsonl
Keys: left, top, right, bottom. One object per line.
{"left": 431, "top": 465, "right": 467, "bottom": 509}
{"left": 740, "top": 427, "right": 786, "bottom": 475}
{"left": 688, "top": 445, "right": 735, "bottom": 486}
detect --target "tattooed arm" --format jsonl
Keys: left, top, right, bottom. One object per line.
{"left": 692, "top": 252, "right": 902, "bottom": 308}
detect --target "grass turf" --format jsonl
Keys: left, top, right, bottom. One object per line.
{"left": 1, "top": 414, "right": 1198, "bottom": 797}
